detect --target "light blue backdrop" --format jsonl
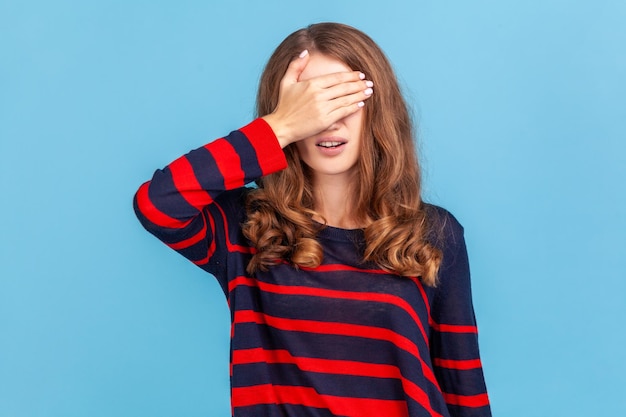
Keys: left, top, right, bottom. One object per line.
{"left": 1, "top": 1, "right": 624, "bottom": 416}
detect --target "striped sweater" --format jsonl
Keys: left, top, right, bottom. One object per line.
{"left": 134, "top": 118, "right": 491, "bottom": 417}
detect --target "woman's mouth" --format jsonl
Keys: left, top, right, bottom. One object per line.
{"left": 314, "top": 139, "right": 347, "bottom": 156}
{"left": 316, "top": 141, "right": 346, "bottom": 149}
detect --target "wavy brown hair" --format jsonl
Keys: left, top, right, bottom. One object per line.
{"left": 242, "top": 22, "right": 442, "bottom": 285}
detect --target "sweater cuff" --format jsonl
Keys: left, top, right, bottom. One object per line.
{"left": 240, "top": 118, "right": 288, "bottom": 176}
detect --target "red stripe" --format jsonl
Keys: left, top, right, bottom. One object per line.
{"left": 433, "top": 358, "right": 483, "bottom": 370}
{"left": 233, "top": 347, "right": 398, "bottom": 377}
{"left": 191, "top": 213, "right": 216, "bottom": 265}
{"left": 299, "top": 263, "right": 390, "bottom": 274}
{"left": 168, "top": 155, "right": 214, "bottom": 210}
{"left": 409, "top": 276, "right": 432, "bottom": 325}
{"left": 232, "top": 348, "right": 443, "bottom": 417}
{"left": 213, "top": 202, "right": 254, "bottom": 254}
{"left": 443, "top": 392, "right": 490, "bottom": 408}
{"left": 233, "top": 310, "right": 438, "bottom": 387}
{"left": 431, "top": 322, "right": 478, "bottom": 334}
{"left": 206, "top": 138, "right": 245, "bottom": 189}
{"left": 407, "top": 279, "right": 480, "bottom": 336}
{"left": 240, "top": 118, "right": 288, "bottom": 176}
{"left": 167, "top": 217, "right": 207, "bottom": 250}
{"left": 232, "top": 384, "right": 409, "bottom": 417}
{"left": 135, "top": 182, "right": 191, "bottom": 228}
{"left": 228, "top": 276, "right": 429, "bottom": 345}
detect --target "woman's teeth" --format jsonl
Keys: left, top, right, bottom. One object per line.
{"left": 317, "top": 141, "right": 344, "bottom": 148}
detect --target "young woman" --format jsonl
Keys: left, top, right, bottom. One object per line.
{"left": 134, "top": 22, "right": 491, "bottom": 417}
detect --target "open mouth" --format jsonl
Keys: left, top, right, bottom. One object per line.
{"left": 316, "top": 141, "right": 346, "bottom": 149}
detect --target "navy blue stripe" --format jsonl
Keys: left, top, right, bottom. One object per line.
{"left": 184, "top": 145, "right": 225, "bottom": 195}
{"left": 447, "top": 403, "right": 492, "bottom": 415}
{"left": 229, "top": 130, "right": 263, "bottom": 181}
{"left": 433, "top": 367, "right": 489, "bottom": 396}
{"left": 232, "top": 363, "right": 405, "bottom": 400}
{"left": 235, "top": 403, "right": 345, "bottom": 417}
{"left": 148, "top": 167, "right": 198, "bottom": 222}
{"left": 430, "top": 332, "right": 482, "bottom": 360}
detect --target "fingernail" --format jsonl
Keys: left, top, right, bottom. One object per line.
{"left": 357, "top": 101, "right": 365, "bottom": 108}
{"left": 299, "top": 50, "right": 309, "bottom": 58}
{"left": 364, "top": 88, "right": 373, "bottom": 96}
{"left": 359, "top": 72, "right": 365, "bottom": 80}
{"left": 365, "top": 80, "right": 374, "bottom": 88}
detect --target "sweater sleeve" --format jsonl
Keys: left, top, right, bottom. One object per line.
{"left": 133, "top": 118, "right": 287, "bottom": 290}
{"left": 429, "top": 212, "right": 492, "bottom": 417}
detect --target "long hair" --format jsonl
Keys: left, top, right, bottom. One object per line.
{"left": 242, "top": 22, "right": 442, "bottom": 285}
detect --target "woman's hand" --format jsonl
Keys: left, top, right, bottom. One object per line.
{"left": 262, "top": 50, "right": 374, "bottom": 148}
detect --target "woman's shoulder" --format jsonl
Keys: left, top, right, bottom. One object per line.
{"left": 422, "top": 203, "right": 472, "bottom": 285}
{"left": 422, "top": 202, "right": 465, "bottom": 250}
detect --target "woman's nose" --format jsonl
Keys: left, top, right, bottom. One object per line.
{"left": 324, "top": 121, "right": 341, "bottom": 132}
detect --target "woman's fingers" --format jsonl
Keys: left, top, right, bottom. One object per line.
{"left": 320, "top": 78, "right": 374, "bottom": 102}
{"left": 281, "top": 50, "right": 311, "bottom": 88}
{"left": 326, "top": 87, "right": 374, "bottom": 119}
{"left": 309, "top": 72, "right": 374, "bottom": 116}
{"left": 310, "top": 70, "right": 365, "bottom": 89}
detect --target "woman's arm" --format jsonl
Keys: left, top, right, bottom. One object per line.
{"left": 133, "top": 119, "right": 287, "bottom": 283}
{"left": 429, "top": 212, "right": 492, "bottom": 417}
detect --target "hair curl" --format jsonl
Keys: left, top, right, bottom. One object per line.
{"left": 242, "top": 23, "right": 442, "bottom": 285}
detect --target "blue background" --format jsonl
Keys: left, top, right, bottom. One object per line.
{"left": 1, "top": 1, "right": 625, "bottom": 416}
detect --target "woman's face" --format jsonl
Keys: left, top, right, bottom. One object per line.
{"left": 294, "top": 53, "right": 364, "bottom": 182}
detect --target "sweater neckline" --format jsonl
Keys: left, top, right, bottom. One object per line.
{"left": 316, "top": 223, "right": 365, "bottom": 243}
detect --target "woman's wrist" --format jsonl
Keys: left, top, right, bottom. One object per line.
{"left": 261, "top": 114, "right": 293, "bottom": 149}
